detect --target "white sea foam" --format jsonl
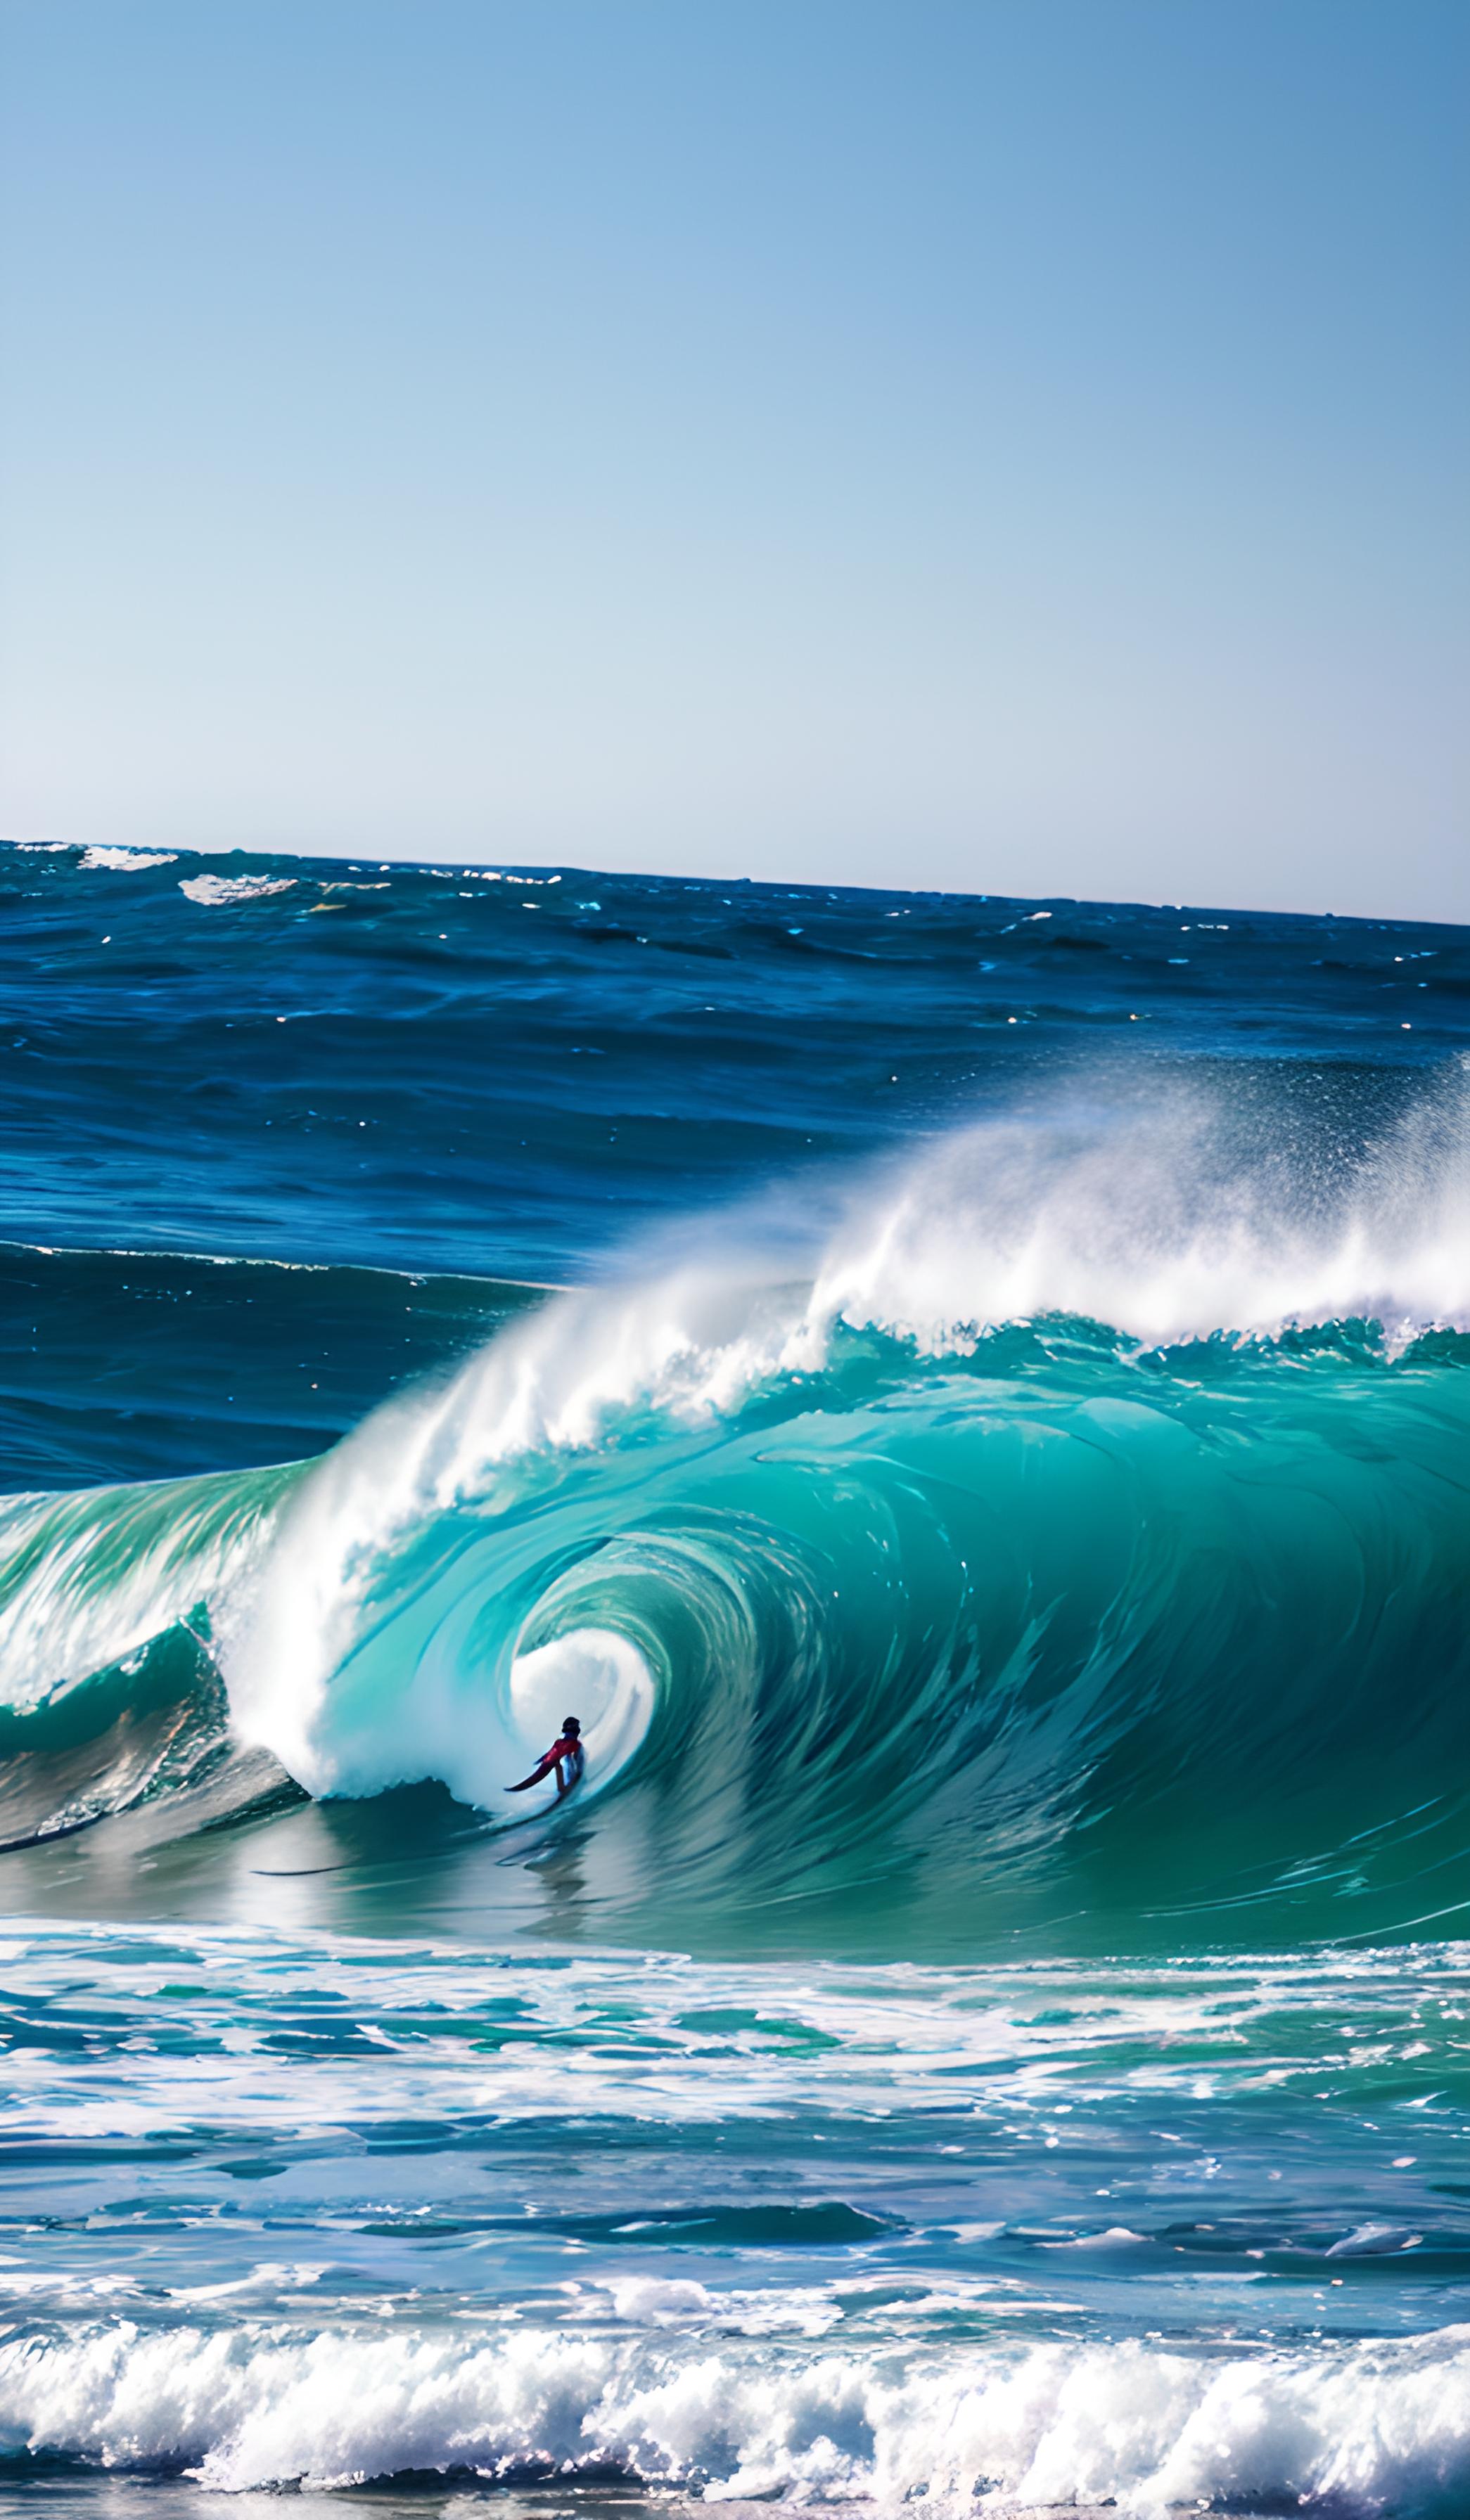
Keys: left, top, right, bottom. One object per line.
{"left": 0, "top": 1924, "right": 1463, "bottom": 2510}
{"left": 78, "top": 845, "right": 179, "bottom": 870}
{"left": 178, "top": 874, "right": 296, "bottom": 905}
{"left": 0, "top": 1921, "right": 1459, "bottom": 2156}
{"left": 0, "top": 2316, "right": 1465, "bottom": 2507}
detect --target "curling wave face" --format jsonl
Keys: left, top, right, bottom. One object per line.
{"left": 1, "top": 1072, "right": 1467, "bottom": 1952}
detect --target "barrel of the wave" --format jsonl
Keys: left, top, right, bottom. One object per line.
{"left": 468, "top": 1335, "right": 1470, "bottom": 1944}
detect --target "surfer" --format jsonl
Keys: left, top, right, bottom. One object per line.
{"left": 507, "top": 1716, "right": 584, "bottom": 1798}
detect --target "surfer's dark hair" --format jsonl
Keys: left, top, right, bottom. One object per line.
{"left": 563, "top": 1716, "right": 581, "bottom": 1735}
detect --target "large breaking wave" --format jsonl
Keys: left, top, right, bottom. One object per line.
{"left": 2, "top": 1071, "right": 1467, "bottom": 1948}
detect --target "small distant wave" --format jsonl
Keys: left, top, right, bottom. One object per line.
{"left": 77, "top": 844, "right": 177, "bottom": 871}
{"left": 177, "top": 873, "right": 298, "bottom": 905}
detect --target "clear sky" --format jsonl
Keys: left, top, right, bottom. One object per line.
{"left": 1, "top": 1, "right": 1465, "bottom": 918}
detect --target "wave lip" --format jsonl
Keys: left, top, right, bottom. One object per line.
{"left": 1, "top": 2318, "right": 1466, "bottom": 2508}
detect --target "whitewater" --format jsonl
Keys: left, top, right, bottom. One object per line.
{"left": 0, "top": 840, "right": 1466, "bottom": 2516}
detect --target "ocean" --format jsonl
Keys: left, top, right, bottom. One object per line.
{"left": 0, "top": 837, "right": 1466, "bottom": 2516}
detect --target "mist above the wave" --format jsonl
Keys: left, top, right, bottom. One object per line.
{"left": 812, "top": 1055, "right": 1470, "bottom": 1359}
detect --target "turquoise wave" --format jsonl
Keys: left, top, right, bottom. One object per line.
{"left": 2, "top": 1299, "right": 1465, "bottom": 1953}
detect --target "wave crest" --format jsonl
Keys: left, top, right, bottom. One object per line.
{"left": 3, "top": 2316, "right": 1468, "bottom": 2507}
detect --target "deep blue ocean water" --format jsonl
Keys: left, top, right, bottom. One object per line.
{"left": 0, "top": 837, "right": 1467, "bottom": 2514}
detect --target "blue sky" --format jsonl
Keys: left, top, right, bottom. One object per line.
{"left": 1, "top": 1, "right": 1465, "bottom": 917}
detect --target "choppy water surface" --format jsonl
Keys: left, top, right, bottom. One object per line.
{"left": 0, "top": 840, "right": 1467, "bottom": 2513}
